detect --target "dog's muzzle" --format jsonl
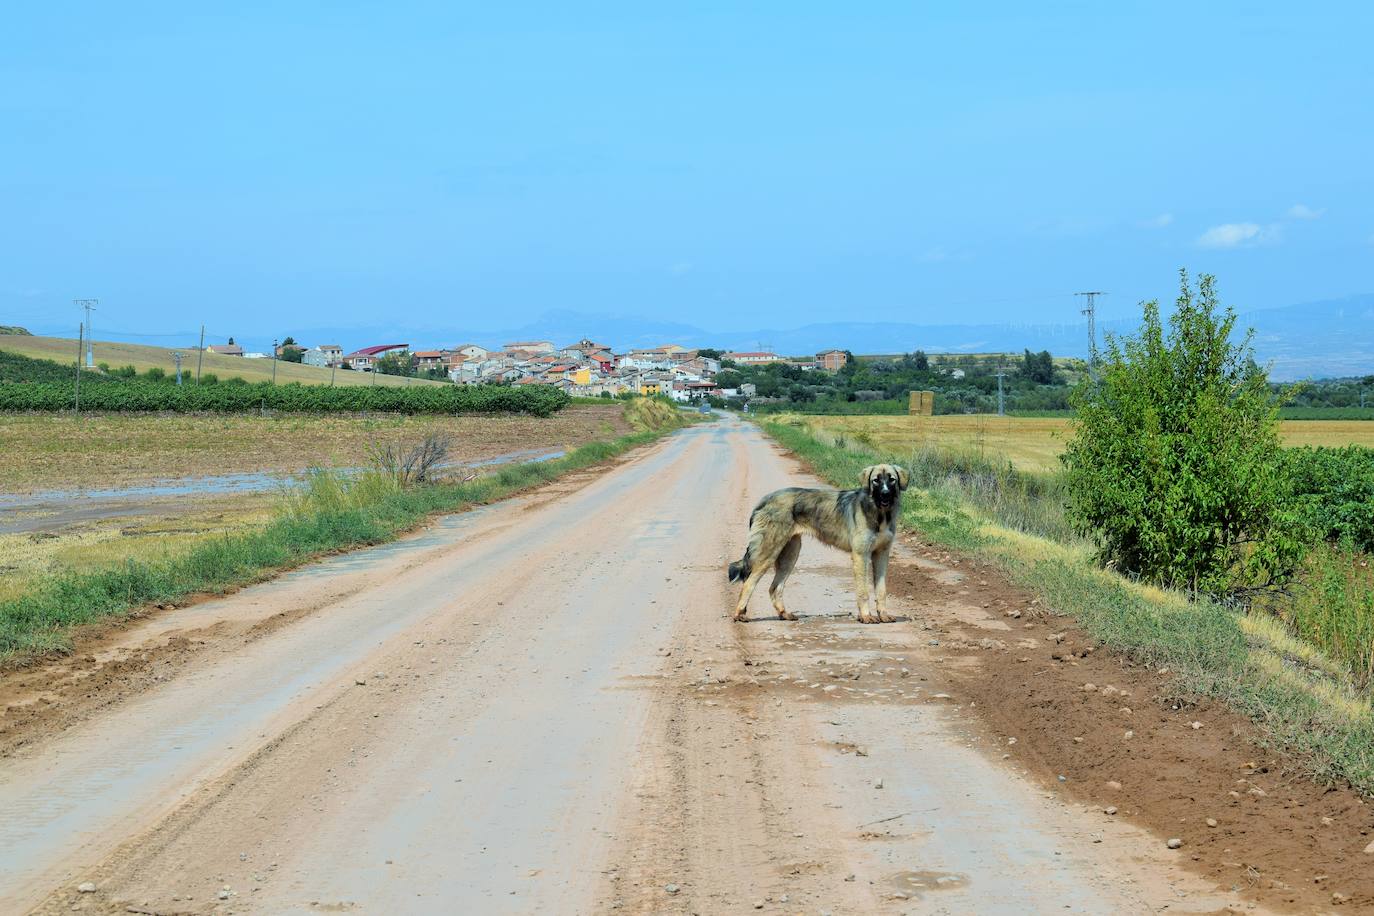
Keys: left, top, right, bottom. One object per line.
{"left": 872, "top": 482, "right": 896, "bottom": 507}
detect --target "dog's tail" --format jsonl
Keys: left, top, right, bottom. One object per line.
{"left": 728, "top": 506, "right": 761, "bottom": 582}
{"left": 727, "top": 550, "right": 752, "bottom": 583}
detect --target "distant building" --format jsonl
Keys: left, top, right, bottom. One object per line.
{"left": 345, "top": 343, "right": 409, "bottom": 372}
{"left": 723, "top": 351, "right": 781, "bottom": 365}
{"left": 412, "top": 350, "right": 448, "bottom": 371}
{"left": 303, "top": 344, "right": 343, "bottom": 368}
{"left": 502, "top": 340, "right": 555, "bottom": 354}
{"left": 452, "top": 344, "right": 489, "bottom": 360}
{"left": 817, "top": 349, "right": 848, "bottom": 371}
{"left": 206, "top": 342, "right": 243, "bottom": 357}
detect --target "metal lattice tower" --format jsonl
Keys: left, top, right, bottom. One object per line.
{"left": 1075, "top": 291, "right": 1106, "bottom": 359}
{"left": 74, "top": 299, "right": 98, "bottom": 367}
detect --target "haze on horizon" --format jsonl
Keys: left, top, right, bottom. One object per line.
{"left": 3, "top": 3, "right": 1371, "bottom": 345}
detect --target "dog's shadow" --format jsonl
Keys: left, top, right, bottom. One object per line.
{"left": 734, "top": 612, "right": 913, "bottom": 624}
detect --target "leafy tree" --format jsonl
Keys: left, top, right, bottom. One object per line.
{"left": 374, "top": 350, "right": 414, "bottom": 377}
{"left": 716, "top": 369, "right": 744, "bottom": 389}
{"left": 279, "top": 336, "right": 305, "bottom": 363}
{"left": 697, "top": 348, "right": 723, "bottom": 359}
{"left": 1022, "top": 349, "right": 1055, "bottom": 384}
{"left": 1062, "top": 271, "right": 1303, "bottom": 595}
{"left": 912, "top": 350, "right": 929, "bottom": 371}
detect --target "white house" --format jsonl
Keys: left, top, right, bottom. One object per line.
{"left": 723, "top": 351, "right": 781, "bottom": 365}
{"left": 452, "top": 344, "right": 490, "bottom": 360}
{"left": 502, "top": 340, "right": 555, "bottom": 354}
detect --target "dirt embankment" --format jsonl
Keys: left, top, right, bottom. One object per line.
{"left": 887, "top": 535, "right": 1374, "bottom": 912}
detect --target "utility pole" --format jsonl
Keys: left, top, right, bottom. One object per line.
{"left": 994, "top": 367, "right": 1007, "bottom": 416}
{"left": 1075, "top": 291, "right": 1106, "bottom": 360}
{"left": 75, "top": 322, "right": 83, "bottom": 412}
{"left": 173, "top": 352, "right": 183, "bottom": 385}
{"left": 196, "top": 324, "right": 205, "bottom": 384}
{"left": 330, "top": 361, "right": 337, "bottom": 386}
{"left": 74, "top": 299, "right": 98, "bottom": 367}
{"left": 271, "top": 339, "right": 278, "bottom": 384}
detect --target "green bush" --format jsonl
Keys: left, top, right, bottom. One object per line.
{"left": 1062, "top": 271, "right": 1305, "bottom": 595}
{"left": 1282, "top": 446, "right": 1374, "bottom": 551}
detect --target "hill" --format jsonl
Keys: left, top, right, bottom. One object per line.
{"left": 0, "top": 336, "right": 443, "bottom": 388}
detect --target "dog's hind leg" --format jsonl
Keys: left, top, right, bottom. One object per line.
{"left": 732, "top": 564, "right": 768, "bottom": 622}
{"left": 872, "top": 547, "right": 894, "bottom": 622}
{"left": 768, "top": 535, "right": 802, "bottom": 621}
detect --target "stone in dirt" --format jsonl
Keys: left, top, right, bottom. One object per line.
{"left": 77, "top": 883, "right": 96, "bottom": 894}
{"left": 1167, "top": 838, "right": 1183, "bottom": 849}
{"left": 664, "top": 884, "right": 680, "bottom": 895}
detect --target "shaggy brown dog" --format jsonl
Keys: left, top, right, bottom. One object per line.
{"left": 728, "top": 464, "right": 909, "bottom": 623}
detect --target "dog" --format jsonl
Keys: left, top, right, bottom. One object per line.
{"left": 728, "top": 464, "right": 909, "bottom": 624}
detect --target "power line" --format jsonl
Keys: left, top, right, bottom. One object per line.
{"left": 74, "top": 299, "right": 98, "bottom": 367}
{"left": 1074, "top": 291, "right": 1106, "bottom": 360}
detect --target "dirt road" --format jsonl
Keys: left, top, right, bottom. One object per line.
{"left": 2, "top": 416, "right": 1260, "bottom": 914}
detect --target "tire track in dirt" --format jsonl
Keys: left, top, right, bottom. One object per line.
{"left": 596, "top": 423, "right": 1258, "bottom": 915}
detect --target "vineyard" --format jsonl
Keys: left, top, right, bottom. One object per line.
{"left": 0, "top": 378, "right": 570, "bottom": 416}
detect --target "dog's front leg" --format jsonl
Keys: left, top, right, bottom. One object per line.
{"left": 852, "top": 546, "right": 876, "bottom": 623}
{"left": 872, "top": 548, "right": 893, "bottom": 622}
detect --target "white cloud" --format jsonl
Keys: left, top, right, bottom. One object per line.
{"left": 1196, "top": 222, "right": 1281, "bottom": 249}
{"left": 1140, "top": 213, "right": 1173, "bottom": 229}
{"left": 1286, "top": 203, "right": 1324, "bottom": 220}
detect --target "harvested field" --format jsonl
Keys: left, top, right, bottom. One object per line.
{"left": 0, "top": 404, "right": 632, "bottom": 601}
{"left": 0, "top": 404, "right": 629, "bottom": 493}
{"left": 801, "top": 413, "right": 1374, "bottom": 472}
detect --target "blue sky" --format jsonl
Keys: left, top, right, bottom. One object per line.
{"left": 3, "top": 2, "right": 1371, "bottom": 344}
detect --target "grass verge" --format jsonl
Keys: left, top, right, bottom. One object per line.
{"left": 0, "top": 417, "right": 686, "bottom": 663}
{"left": 761, "top": 418, "right": 1374, "bottom": 794}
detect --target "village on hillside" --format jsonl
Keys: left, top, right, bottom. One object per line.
{"left": 208, "top": 337, "right": 852, "bottom": 402}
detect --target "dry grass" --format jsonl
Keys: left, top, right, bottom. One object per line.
{"left": 0, "top": 336, "right": 443, "bottom": 388}
{"left": 800, "top": 414, "right": 1374, "bottom": 472}
{"left": 0, "top": 405, "right": 630, "bottom": 492}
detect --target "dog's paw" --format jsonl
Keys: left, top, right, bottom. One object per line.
{"left": 731, "top": 612, "right": 749, "bottom": 623}
{"left": 877, "top": 613, "right": 896, "bottom": 623}
{"left": 857, "top": 614, "right": 877, "bottom": 624}
{"left": 778, "top": 611, "right": 798, "bottom": 621}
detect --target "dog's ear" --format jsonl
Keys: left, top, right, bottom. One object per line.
{"left": 860, "top": 465, "right": 877, "bottom": 488}
{"left": 894, "top": 465, "right": 910, "bottom": 491}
